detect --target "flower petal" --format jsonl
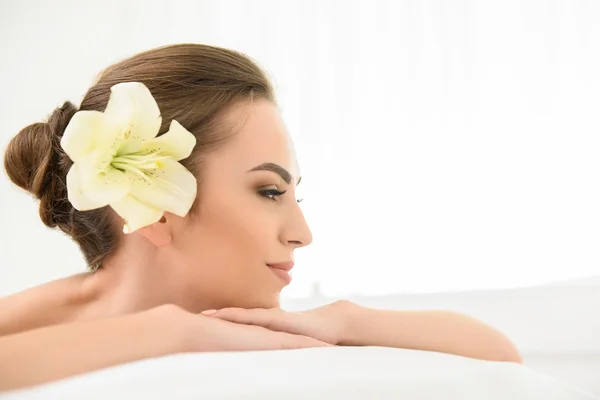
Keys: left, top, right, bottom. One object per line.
{"left": 139, "top": 120, "right": 196, "bottom": 161}
{"left": 103, "top": 82, "right": 162, "bottom": 155}
{"left": 66, "top": 148, "right": 130, "bottom": 209}
{"left": 61, "top": 111, "right": 106, "bottom": 162}
{"left": 128, "top": 158, "right": 197, "bottom": 217}
{"left": 66, "top": 163, "right": 109, "bottom": 211}
{"left": 80, "top": 166, "right": 131, "bottom": 207}
{"left": 110, "top": 194, "right": 164, "bottom": 233}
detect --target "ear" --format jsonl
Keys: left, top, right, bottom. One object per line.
{"left": 136, "top": 214, "right": 173, "bottom": 247}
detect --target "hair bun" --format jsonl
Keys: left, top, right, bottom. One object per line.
{"left": 4, "top": 102, "right": 78, "bottom": 227}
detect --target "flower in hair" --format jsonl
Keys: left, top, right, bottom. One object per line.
{"left": 60, "top": 82, "right": 197, "bottom": 233}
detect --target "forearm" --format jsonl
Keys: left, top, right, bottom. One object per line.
{"left": 0, "top": 305, "right": 184, "bottom": 392}
{"left": 340, "top": 303, "right": 522, "bottom": 363}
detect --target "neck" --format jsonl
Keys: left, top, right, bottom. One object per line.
{"left": 79, "top": 234, "right": 202, "bottom": 318}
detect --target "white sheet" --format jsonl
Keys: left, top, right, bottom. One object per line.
{"left": 3, "top": 347, "right": 598, "bottom": 399}
{"left": 524, "top": 352, "right": 600, "bottom": 397}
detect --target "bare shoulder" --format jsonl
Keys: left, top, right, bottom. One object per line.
{"left": 0, "top": 274, "right": 90, "bottom": 337}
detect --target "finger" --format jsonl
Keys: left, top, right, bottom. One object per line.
{"left": 204, "top": 307, "right": 293, "bottom": 333}
{"left": 277, "top": 332, "right": 332, "bottom": 350}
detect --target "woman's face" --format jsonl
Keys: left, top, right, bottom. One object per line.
{"left": 174, "top": 99, "right": 312, "bottom": 310}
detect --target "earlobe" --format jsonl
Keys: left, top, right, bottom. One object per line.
{"left": 136, "top": 214, "right": 173, "bottom": 247}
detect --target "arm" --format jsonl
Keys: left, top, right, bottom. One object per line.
{"left": 0, "top": 305, "right": 184, "bottom": 392}
{"left": 0, "top": 304, "right": 329, "bottom": 392}
{"left": 203, "top": 301, "right": 523, "bottom": 363}
{"left": 339, "top": 302, "right": 522, "bottom": 363}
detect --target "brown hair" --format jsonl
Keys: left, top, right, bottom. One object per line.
{"left": 3, "top": 43, "right": 275, "bottom": 270}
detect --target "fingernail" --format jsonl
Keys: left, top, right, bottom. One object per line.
{"left": 201, "top": 309, "right": 217, "bottom": 315}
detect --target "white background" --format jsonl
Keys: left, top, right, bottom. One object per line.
{"left": 1, "top": 0, "right": 599, "bottom": 298}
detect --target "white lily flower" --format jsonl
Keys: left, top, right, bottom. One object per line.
{"left": 60, "top": 82, "right": 197, "bottom": 234}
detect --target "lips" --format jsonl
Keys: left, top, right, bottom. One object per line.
{"left": 266, "top": 261, "right": 294, "bottom": 285}
{"left": 266, "top": 261, "right": 294, "bottom": 271}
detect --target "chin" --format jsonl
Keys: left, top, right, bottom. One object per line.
{"left": 242, "top": 288, "right": 282, "bottom": 309}
{"left": 237, "top": 271, "right": 285, "bottom": 309}
{"left": 197, "top": 272, "right": 284, "bottom": 310}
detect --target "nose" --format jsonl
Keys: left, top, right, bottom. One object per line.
{"left": 280, "top": 202, "right": 313, "bottom": 248}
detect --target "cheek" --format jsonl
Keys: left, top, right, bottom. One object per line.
{"left": 187, "top": 198, "right": 275, "bottom": 271}
{"left": 174, "top": 193, "right": 284, "bottom": 308}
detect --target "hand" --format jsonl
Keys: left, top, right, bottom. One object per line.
{"left": 200, "top": 300, "right": 355, "bottom": 345}
{"left": 162, "top": 305, "right": 332, "bottom": 352}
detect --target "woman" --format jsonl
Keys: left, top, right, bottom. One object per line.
{"left": 0, "top": 43, "right": 521, "bottom": 391}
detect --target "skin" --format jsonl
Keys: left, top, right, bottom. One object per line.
{"left": 0, "top": 98, "right": 521, "bottom": 391}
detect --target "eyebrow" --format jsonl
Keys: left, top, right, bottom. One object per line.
{"left": 247, "top": 162, "right": 301, "bottom": 185}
